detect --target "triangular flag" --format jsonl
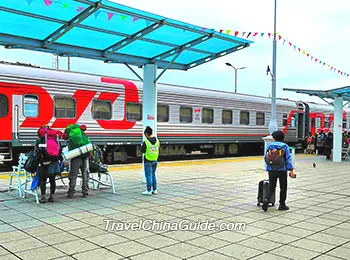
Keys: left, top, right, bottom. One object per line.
{"left": 315, "top": 58, "right": 318, "bottom": 62}
{"left": 283, "top": 39, "right": 286, "bottom": 44}
{"left": 289, "top": 42, "right": 292, "bottom": 46}
{"left": 242, "top": 32, "right": 246, "bottom": 37}
{"left": 247, "top": 32, "right": 252, "bottom": 38}
{"left": 145, "top": 20, "right": 151, "bottom": 26}
{"left": 298, "top": 48, "right": 301, "bottom": 52}
{"left": 77, "top": 6, "right": 84, "bottom": 12}
{"left": 274, "top": 32, "right": 278, "bottom": 35}
{"left": 261, "top": 32, "right": 265, "bottom": 37}
{"left": 278, "top": 35, "right": 282, "bottom": 40}
{"left": 121, "top": 15, "right": 127, "bottom": 21}
{"left": 44, "top": 0, "right": 53, "bottom": 6}
{"left": 226, "top": 30, "right": 231, "bottom": 35}
{"left": 302, "top": 50, "right": 305, "bottom": 55}
{"left": 219, "top": 29, "right": 223, "bottom": 33}
{"left": 253, "top": 32, "right": 258, "bottom": 37}
{"left": 107, "top": 13, "right": 114, "bottom": 21}
{"left": 202, "top": 28, "right": 206, "bottom": 32}
{"left": 307, "top": 53, "right": 310, "bottom": 57}
{"left": 132, "top": 17, "right": 139, "bottom": 22}
{"left": 26, "top": 0, "right": 34, "bottom": 5}
{"left": 94, "top": 11, "right": 101, "bottom": 18}
{"left": 62, "top": 3, "right": 68, "bottom": 8}
{"left": 268, "top": 33, "right": 271, "bottom": 38}
{"left": 293, "top": 45, "right": 296, "bottom": 50}
{"left": 235, "top": 31, "right": 239, "bottom": 36}
{"left": 311, "top": 56, "right": 314, "bottom": 60}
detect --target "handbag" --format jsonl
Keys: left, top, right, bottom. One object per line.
{"left": 30, "top": 173, "right": 40, "bottom": 190}
{"left": 24, "top": 151, "right": 40, "bottom": 173}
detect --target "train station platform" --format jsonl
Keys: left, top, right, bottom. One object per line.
{"left": 0, "top": 155, "right": 350, "bottom": 260}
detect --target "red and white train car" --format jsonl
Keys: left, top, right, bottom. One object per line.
{"left": 0, "top": 62, "right": 349, "bottom": 164}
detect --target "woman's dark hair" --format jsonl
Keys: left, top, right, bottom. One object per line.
{"left": 144, "top": 126, "right": 153, "bottom": 136}
{"left": 272, "top": 130, "right": 285, "bottom": 142}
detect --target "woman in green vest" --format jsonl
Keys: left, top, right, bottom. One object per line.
{"left": 141, "top": 126, "right": 160, "bottom": 195}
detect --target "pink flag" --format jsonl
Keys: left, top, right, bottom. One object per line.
{"left": 44, "top": 0, "right": 52, "bottom": 6}
{"left": 132, "top": 17, "right": 139, "bottom": 22}
{"left": 77, "top": 6, "right": 84, "bottom": 12}
{"left": 107, "top": 13, "right": 114, "bottom": 21}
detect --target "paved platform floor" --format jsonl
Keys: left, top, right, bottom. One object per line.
{"left": 0, "top": 155, "right": 350, "bottom": 260}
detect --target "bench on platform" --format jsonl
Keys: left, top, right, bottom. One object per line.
{"left": 9, "top": 153, "right": 116, "bottom": 204}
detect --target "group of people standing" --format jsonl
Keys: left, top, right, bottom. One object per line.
{"left": 33, "top": 124, "right": 160, "bottom": 203}
{"left": 305, "top": 130, "right": 350, "bottom": 160}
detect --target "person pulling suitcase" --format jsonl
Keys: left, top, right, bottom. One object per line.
{"left": 263, "top": 130, "right": 294, "bottom": 212}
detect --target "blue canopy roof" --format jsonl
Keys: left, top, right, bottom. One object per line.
{"left": 284, "top": 87, "right": 350, "bottom": 102}
{"left": 0, "top": 0, "right": 252, "bottom": 70}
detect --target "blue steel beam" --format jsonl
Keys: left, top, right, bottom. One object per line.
{"left": 0, "top": 33, "right": 186, "bottom": 70}
{"left": 151, "top": 34, "right": 215, "bottom": 62}
{"left": 43, "top": 1, "right": 102, "bottom": 48}
{"left": 185, "top": 43, "right": 250, "bottom": 70}
{"left": 0, "top": 6, "right": 213, "bottom": 56}
{"left": 103, "top": 20, "right": 166, "bottom": 57}
{"left": 75, "top": 0, "right": 249, "bottom": 46}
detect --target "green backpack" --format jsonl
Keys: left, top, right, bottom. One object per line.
{"left": 65, "top": 124, "right": 91, "bottom": 150}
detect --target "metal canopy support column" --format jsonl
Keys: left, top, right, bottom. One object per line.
{"left": 142, "top": 64, "right": 157, "bottom": 183}
{"left": 333, "top": 97, "right": 343, "bottom": 162}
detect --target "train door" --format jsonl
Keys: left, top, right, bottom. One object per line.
{"left": 303, "top": 102, "right": 310, "bottom": 136}
{"left": 0, "top": 90, "right": 12, "bottom": 141}
{"left": 0, "top": 89, "right": 13, "bottom": 163}
{"left": 297, "top": 102, "right": 305, "bottom": 139}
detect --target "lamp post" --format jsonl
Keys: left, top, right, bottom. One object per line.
{"left": 269, "top": 0, "right": 278, "bottom": 135}
{"left": 225, "top": 63, "right": 246, "bottom": 93}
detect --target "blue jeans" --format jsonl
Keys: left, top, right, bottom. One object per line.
{"left": 144, "top": 161, "right": 158, "bottom": 192}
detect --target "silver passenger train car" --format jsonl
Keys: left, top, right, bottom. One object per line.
{"left": 0, "top": 62, "right": 348, "bottom": 164}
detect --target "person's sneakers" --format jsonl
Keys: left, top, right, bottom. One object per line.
{"left": 142, "top": 190, "right": 152, "bottom": 195}
{"left": 262, "top": 202, "right": 268, "bottom": 212}
{"left": 67, "top": 194, "right": 73, "bottom": 199}
{"left": 39, "top": 196, "right": 47, "bottom": 204}
{"left": 82, "top": 193, "right": 88, "bottom": 198}
{"left": 152, "top": 190, "right": 158, "bottom": 195}
{"left": 278, "top": 205, "right": 290, "bottom": 211}
{"left": 48, "top": 196, "right": 54, "bottom": 203}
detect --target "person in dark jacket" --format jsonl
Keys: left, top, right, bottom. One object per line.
{"left": 35, "top": 128, "right": 62, "bottom": 203}
{"left": 141, "top": 126, "right": 160, "bottom": 195}
{"left": 263, "top": 130, "right": 294, "bottom": 212}
{"left": 324, "top": 132, "right": 333, "bottom": 160}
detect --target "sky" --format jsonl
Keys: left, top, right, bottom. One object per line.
{"left": 1, "top": 0, "right": 349, "bottom": 104}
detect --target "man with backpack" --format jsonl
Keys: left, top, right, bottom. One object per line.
{"left": 141, "top": 126, "right": 160, "bottom": 195}
{"left": 36, "top": 125, "right": 62, "bottom": 203}
{"left": 64, "top": 124, "right": 92, "bottom": 199}
{"left": 263, "top": 130, "right": 294, "bottom": 212}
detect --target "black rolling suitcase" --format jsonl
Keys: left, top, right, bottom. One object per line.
{"left": 257, "top": 179, "right": 275, "bottom": 207}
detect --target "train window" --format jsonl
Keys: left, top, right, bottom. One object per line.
{"left": 316, "top": 117, "right": 321, "bottom": 129}
{"left": 282, "top": 114, "right": 288, "bottom": 126}
{"left": 324, "top": 118, "right": 330, "bottom": 128}
{"left": 179, "top": 106, "right": 193, "bottom": 123}
{"left": 222, "top": 110, "right": 233, "bottom": 124}
{"left": 0, "top": 94, "right": 8, "bottom": 118}
{"left": 202, "top": 108, "right": 214, "bottom": 124}
{"left": 126, "top": 103, "right": 142, "bottom": 121}
{"left": 158, "top": 105, "right": 169, "bottom": 122}
{"left": 23, "top": 95, "right": 39, "bottom": 118}
{"left": 256, "top": 112, "right": 265, "bottom": 126}
{"left": 92, "top": 100, "right": 112, "bottom": 120}
{"left": 290, "top": 115, "right": 297, "bottom": 127}
{"left": 240, "top": 111, "right": 250, "bottom": 125}
{"left": 54, "top": 97, "right": 76, "bottom": 118}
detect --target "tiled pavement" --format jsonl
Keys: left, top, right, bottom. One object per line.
{"left": 0, "top": 154, "right": 350, "bottom": 260}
